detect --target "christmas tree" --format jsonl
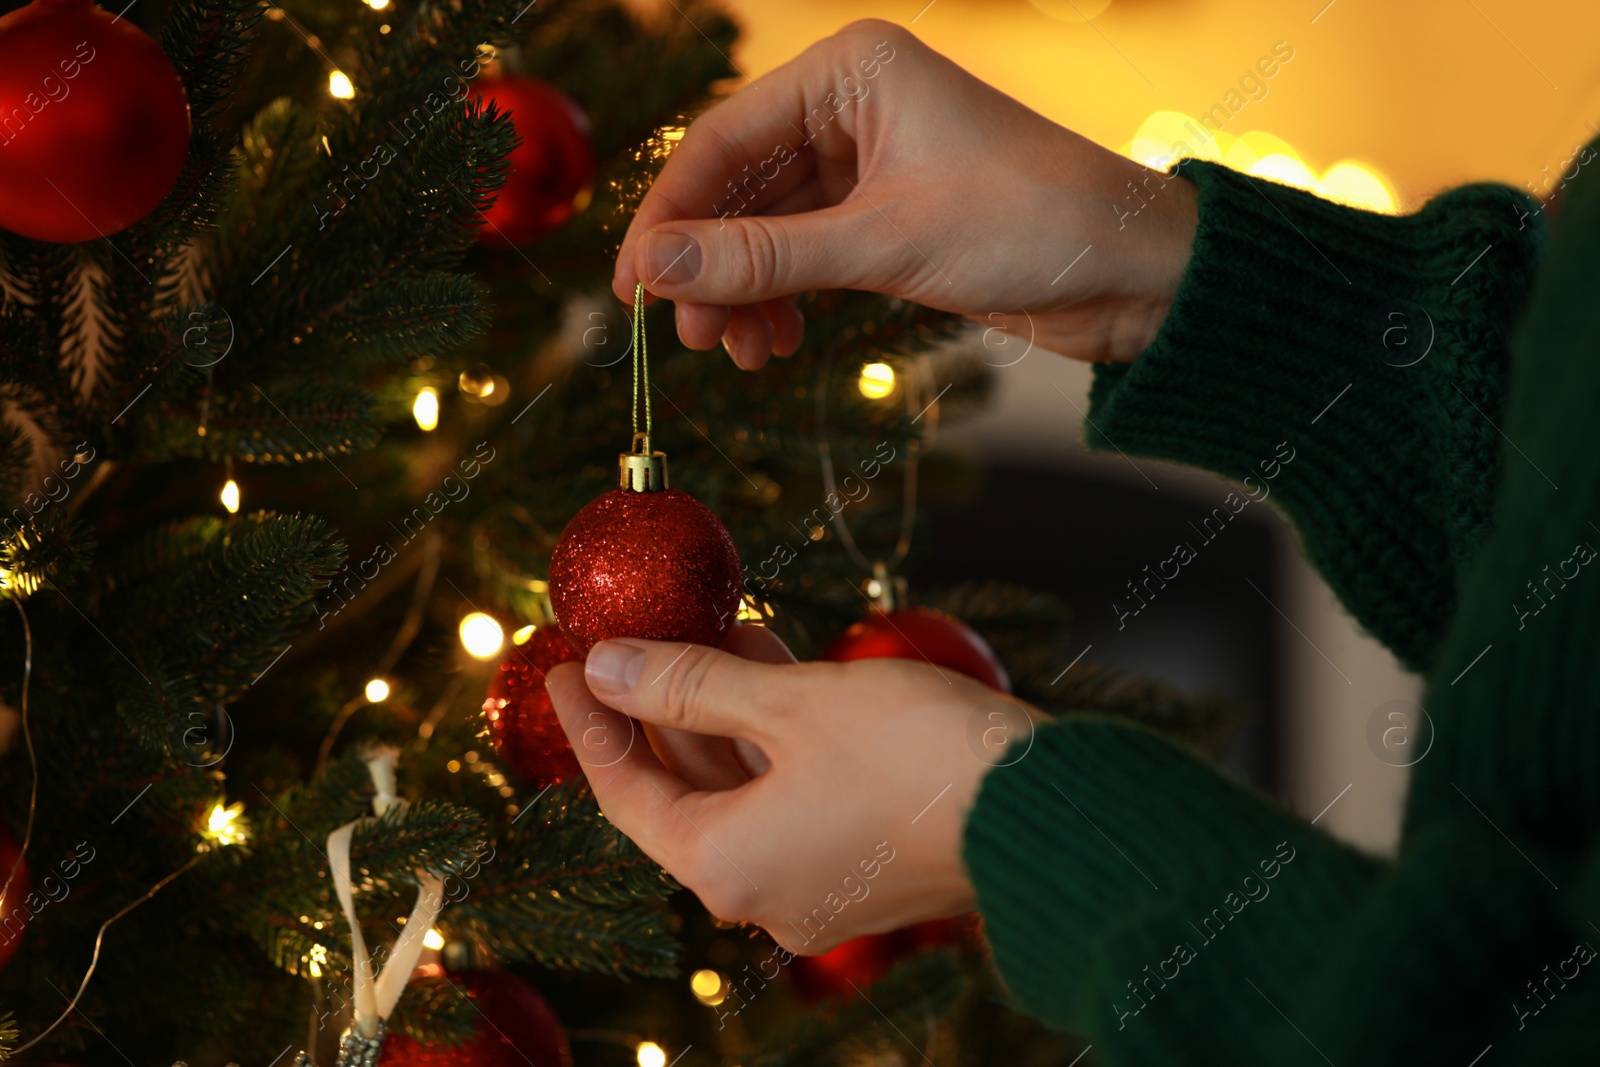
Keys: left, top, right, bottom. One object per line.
{"left": 0, "top": 0, "right": 1231, "bottom": 1063}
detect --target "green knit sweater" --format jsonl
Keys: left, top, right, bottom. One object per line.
{"left": 963, "top": 156, "right": 1600, "bottom": 1065}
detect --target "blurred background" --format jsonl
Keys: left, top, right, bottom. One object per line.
{"left": 626, "top": 0, "right": 1600, "bottom": 855}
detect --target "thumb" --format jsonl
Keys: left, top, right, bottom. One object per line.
{"left": 584, "top": 638, "right": 813, "bottom": 741}
{"left": 636, "top": 204, "right": 885, "bottom": 305}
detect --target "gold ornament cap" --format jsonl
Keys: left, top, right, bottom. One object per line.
{"left": 619, "top": 432, "right": 668, "bottom": 492}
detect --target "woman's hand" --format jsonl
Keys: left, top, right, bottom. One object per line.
{"left": 615, "top": 19, "right": 1196, "bottom": 368}
{"left": 546, "top": 626, "right": 1039, "bottom": 954}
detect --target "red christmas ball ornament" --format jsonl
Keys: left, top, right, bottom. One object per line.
{"left": 377, "top": 970, "right": 571, "bottom": 1067}
{"left": 824, "top": 605, "right": 1010, "bottom": 692}
{"left": 791, "top": 915, "right": 977, "bottom": 1003}
{"left": 483, "top": 626, "right": 585, "bottom": 789}
{"left": 468, "top": 75, "right": 594, "bottom": 246}
{"left": 0, "top": 0, "right": 190, "bottom": 243}
{"left": 0, "top": 820, "right": 29, "bottom": 969}
{"left": 549, "top": 443, "right": 742, "bottom": 655}
{"left": 789, "top": 933, "right": 897, "bottom": 1003}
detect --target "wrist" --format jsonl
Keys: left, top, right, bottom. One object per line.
{"left": 1108, "top": 161, "right": 1199, "bottom": 361}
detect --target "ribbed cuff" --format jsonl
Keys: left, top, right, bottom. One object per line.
{"left": 963, "top": 716, "right": 1379, "bottom": 1053}
{"left": 1088, "top": 160, "right": 1542, "bottom": 670}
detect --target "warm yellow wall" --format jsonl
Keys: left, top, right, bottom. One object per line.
{"left": 637, "top": 0, "right": 1600, "bottom": 209}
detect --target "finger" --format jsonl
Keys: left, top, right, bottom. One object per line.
{"left": 584, "top": 638, "right": 810, "bottom": 739}
{"left": 762, "top": 297, "right": 805, "bottom": 357}
{"left": 723, "top": 303, "right": 776, "bottom": 370}
{"left": 720, "top": 622, "right": 798, "bottom": 664}
{"left": 546, "top": 662, "right": 699, "bottom": 871}
{"left": 676, "top": 301, "right": 730, "bottom": 350}
{"left": 612, "top": 33, "right": 862, "bottom": 301}
{"left": 643, "top": 722, "right": 755, "bottom": 791}
{"left": 633, "top": 203, "right": 887, "bottom": 306}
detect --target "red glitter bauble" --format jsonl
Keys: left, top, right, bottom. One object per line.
{"left": 0, "top": 819, "right": 29, "bottom": 969}
{"left": 824, "top": 607, "right": 1010, "bottom": 692}
{"left": 483, "top": 626, "right": 585, "bottom": 789}
{"left": 377, "top": 970, "right": 571, "bottom": 1067}
{"left": 468, "top": 75, "right": 594, "bottom": 246}
{"left": 549, "top": 488, "right": 742, "bottom": 654}
{"left": 0, "top": 0, "right": 191, "bottom": 243}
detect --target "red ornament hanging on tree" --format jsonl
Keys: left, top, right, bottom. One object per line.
{"left": 483, "top": 626, "right": 585, "bottom": 789}
{"left": 377, "top": 969, "right": 572, "bottom": 1067}
{"left": 790, "top": 914, "right": 977, "bottom": 1004}
{"left": 824, "top": 604, "right": 1010, "bottom": 693}
{"left": 0, "top": 819, "right": 30, "bottom": 970}
{"left": 549, "top": 286, "right": 742, "bottom": 654}
{"left": 0, "top": 0, "right": 191, "bottom": 243}
{"left": 468, "top": 75, "right": 594, "bottom": 246}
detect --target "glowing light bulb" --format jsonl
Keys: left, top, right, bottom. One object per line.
{"left": 413, "top": 386, "right": 439, "bottom": 431}
{"left": 690, "top": 968, "right": 727, "bottom": 1005}
{"left": 365, "top": 0, "right": 390, "bottom": 8}
{"left": 220, "top": 479, "right": 240, "bottom": 514}
{"left": 459, "top": 613, "right": 504, "bottom": 659}
{"left": 364, "top": 678, "right": 390, "bottom": 702}
{"left": 636, "top": 1042, "right": 666, "bottom": 1067}
{"left": 858, "top": 361, "right": 895, "bottom": 400}
{"left": 1318, "top": 161, "right": 1398, "bottom": 214}
{"left": 423, "top": 928, "right": 446, "bottom": 950}
{"left": 328, "top": 70, "right": 355, "bottom": 99}
{"left": 204, "top": 801, "right": 248, "bottom": 846}
{"left": 512, "top": 624, "right": 537, "bottom": 645}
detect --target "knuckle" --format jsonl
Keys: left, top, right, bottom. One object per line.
{"left": 836, "top": 18, "right": 906, "bottom": 48}
{"left": 659, "top": 645, "right": 716, "bottom": 725}
{"left": 731, "top": 217, "right": 785, "bottom": 293}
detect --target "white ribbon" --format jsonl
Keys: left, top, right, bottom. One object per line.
{"left": 326, "top": 749, "right": 447, "bottom": 1038}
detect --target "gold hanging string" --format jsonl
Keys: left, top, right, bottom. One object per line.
{"left": 632, "top": 283, "right": 651, "bottom": 440}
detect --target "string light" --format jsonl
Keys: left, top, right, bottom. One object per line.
{"left": 203, "top": 801, "right": 248, "bottom": 847}
{"left": 423, "top": 928, "right": 446, "bottom": 950}
{"left": 328, "top": 70, "right": 355, "bottom": 99}
{"left": 220, "top": 479, "right": 240, "bottom": 514}
{"left": 635, "top": 1042, "right": 666, "bottom": 1067}
{"left": 690, "top": 968, "right": 727, "bottom": 1005}
{"left": 858, "top": 361, "right": 896, "bottom": 400}
{"left": 512, "top": 624, "right": 537, "bottom": 645}
{"left": 307, "top": 942, "right": 328, "bottom": 979}
{"left": 1123, "top": 111, "right": 1398, "bottom": 213}
{"left": 364, "top": 678, "right": 390, "bottom": 703}
{"left": 459, "top": 613, "right": 504, "bottom": 659}
{"left": 413, "top": 386, "right": 439, "bottom": 431}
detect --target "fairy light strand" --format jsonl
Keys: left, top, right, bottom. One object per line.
{"left": 815, "top": 352, "right": 924, "bottom": 577}
{"left": 10, "top": 853, "right": 204, "bottom": 1054}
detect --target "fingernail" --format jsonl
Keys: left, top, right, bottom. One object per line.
{"left": 587, "top": 641, "right": 646, "bottom": 694}
{"left": 646, "top": 231, "right": 702, "bottom": 285}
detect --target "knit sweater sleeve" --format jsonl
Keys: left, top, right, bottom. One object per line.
{"left": 1086, "top": 159, "right": 1542, "bottom": 671}
{"left": 962, "top": 164, "right": 1551, "bottom": 1062}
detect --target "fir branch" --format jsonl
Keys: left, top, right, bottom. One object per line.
{"left": 349, "top": 798, "right": 488, "bottom": 886}
{"left": 109, "top": 510, "right": 345, "bottom": 699}
{"left": 746, "top": 948, "right": 967, "bottom": 1067}
{"left": 324, "top": 273, "right": 491, "bottom": 368}
{"left": 133, "top": 377, "right": 381, "bottom": 464}
{"left": 0, "top": 507, "right": 97, "bottom": 599}
{"left": 0, "top": 1008, "right": 18, "bottom": 1059}
{"left": 160, "top": 0, "right": 267, "bottom": 124}
{"left": 1046, "top": 660, "right": 1241, "bottom": 756}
